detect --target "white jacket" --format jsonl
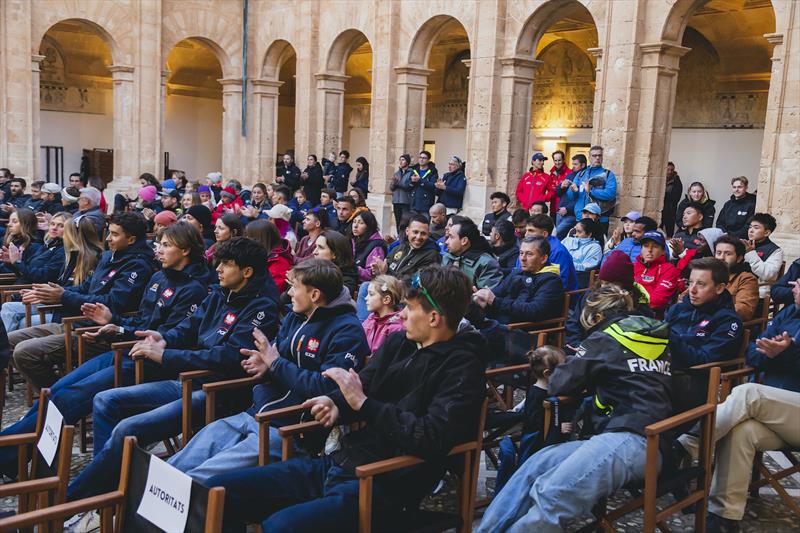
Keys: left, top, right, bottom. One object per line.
{"left": 745, "top": 247, "right": 784, "bottom": 299}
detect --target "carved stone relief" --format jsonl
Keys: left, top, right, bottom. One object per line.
{"left": 531, "top": 40, "right": 595, "bottom": 129}
{"left": 38, "top": 38, "right": 106, "bottom": 114}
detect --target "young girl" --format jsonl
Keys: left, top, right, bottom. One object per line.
{"left": 361, "top": 275, "right": 404, "bottom": 353}
{"left": 604, "top": 212, "right": 639, "bottom": 253}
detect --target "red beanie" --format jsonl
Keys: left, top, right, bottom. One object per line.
{"left": 599, "top": 251, "right": 634, "bottom": 290}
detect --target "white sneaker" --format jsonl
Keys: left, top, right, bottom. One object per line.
{"left": 64, "top": 510, "right": 100, "bottom": 533}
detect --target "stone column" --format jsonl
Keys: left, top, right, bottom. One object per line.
{"left": 393, "top": 67, "right": 433, "bottom": 156}
{"left": 31, "top": 54, "right": 45, "bottom": 180}
{"left": 251, "top": 78, "right": 284, "bottom": 182}
{"left": 314, "top": 73, "right": 349, "bottom": 156}
{"left": 159, "top": 70, "right": 169, "bottom": 177}
{"left": 757, "top": 30, "right": 800, "bottom": 260}
{"left": 219, "top": 78, "right": 244, "bottom": 180}
{"left": 495, "top": 57, "right": 540, "bottom": 203}
{"left": 108, "top": 65, "right": 137, "bottom": 181}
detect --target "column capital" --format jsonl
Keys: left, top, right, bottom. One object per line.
{"left": 108, "top": 64, "right": 135, "bottom": 81}
{"left": 31, "top": 54, "right": 45, "bottom": 72}
{"left": 763, "top": 32, "right": 783, "bottom": 45}
{"left": 639, "top": 42, "right": 690, "bottom": 75}
{"left": 587, "top": 47, "right": 603, "bottom": 59}
{"left": 394, "top": 65, "right": 434, "bottom": 89}
{"left": 394, "top": 65, "right": 434, "bottom": 77}
{"left": 315, "top": 72, "right": 349, "bottom": 91}
{"left": 218, "top": 78, "right": 243, "bottom": 93}
{"left": 499, "top": 56, "right": 541, "bottom": 81}
{"left": 252, "top": 78, "right": 284, "bottom": 95}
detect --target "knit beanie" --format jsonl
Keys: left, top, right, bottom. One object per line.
{"left": 185, "top": 204, "right": 212, "bottom": 230}
{"left": 154, "top": 210, "right": 178, "bottom": 227}
{"left": 220, "top": 186, "right": 237, "bottom": 200}
{"left": 139, "top": 185, "right": 157, "bottom": 203}
{"left": 599, "top": 250, "right": 634, "bottom": 290}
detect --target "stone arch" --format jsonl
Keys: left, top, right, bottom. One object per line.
{"left": 161, "top": 7, "right": 240, "bottom": 78}
{"left": 164, "top": 36, "right": 233, "bottom": 79}
{"left": 660, "top": 0, "right": 710, "bottom": 43}
{"left": 325, "top": 29, "right": 371, "bottom": 74}
{"left": 36, "top": 18, "right": 120, "bottom": 65}
{"left": 407, "top": 14, "right": 472, "bottom": 67}
{"left": 261, "top": 39, "right": 297, "bottom": 79}
{"left": 515, "top": 0, "right": 599, "bottom": 57}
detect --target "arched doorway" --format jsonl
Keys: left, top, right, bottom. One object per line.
{"left": 164, "top": 38, "right": 224, "bottom": 181}
{"left": 668, "top": 0, "right": 775, "bottom": 211}
{"left": 319, "top": 29, "right": 373, "bottom": 177}
{"left": 276, "top": 50, "right": 297, "bottom": 158}
{"left": 38, "top": 20, "right": 114, "bottom": 185}
{"left": 404, "top": 16, "right": 471, "bottom": 164}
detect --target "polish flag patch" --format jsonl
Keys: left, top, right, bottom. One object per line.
{"left": 224, "top": 313, "right": 237, "bottom": 326}
{"left": 161, "top": 288, "right": 174, "bottom": 299}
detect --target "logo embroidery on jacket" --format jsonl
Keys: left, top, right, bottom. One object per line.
{"left": 161, "top": 288, "right": 174, "bottom": 299}
{"left": 223, "top": 313, "right": 237, "bottom": 326}
{"left": 307, "top": 338, "right": 320, "bottom": 352}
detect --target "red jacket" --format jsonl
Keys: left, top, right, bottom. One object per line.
{"left": 267, "top": 239, "right": 294, "bottom": 292}
{"left": 211, "top": 196, "right": 244, "bottom": 224}
{"left": 515, "top": 169, "right": 554, "bottom": 210}
{"left": 634, "top": 254, "right": 680, "bottom": 312}
{"left": 549, "top": 164, "right": 570, "bottom": 215}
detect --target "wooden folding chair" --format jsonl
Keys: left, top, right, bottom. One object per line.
{"left": 273, "top": 399, "right": 488, "bottom": 533}
{"left": 0, "top": 437, "right": 226, "bottom": 533}
{"left": 583, "top": 367, "right": 722, "bottom": 533}
{"left": 743, "top": 295, "right": 771, "bottom": 337}
{"left": 506, "top": 292, "right": 571, "bottom": 335}
{"left": 0, "top": 389, "right": 75, "bottom": 525}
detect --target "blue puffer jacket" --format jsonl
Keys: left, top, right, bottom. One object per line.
{"left": 437, "top": 170, "right": 466, "bottom": 209}
{"left": 746, "top": 304, "right": 800, "bottom": 393}
{"left": 111, "top": 258, "right": 215, "bottom": 339}
{"left": 487, "top": 265, "right": 565, "bottom": 324}
{"left": 250, "top": 287, "right": 370, "bottom": 423}
{"left": 59, "top": 238, "right": 156, "bottom": 321}
{"left": 665, "top": 290, "right": 743, "bottom": 369}
{"left": 160, "top": 272, "right": 281, "bottom": 381}
{"left": 409, "top": 164, "right": 438, "bottom": 212}
{"left": 11, "top": 238, "right": 64, "bottom": 283}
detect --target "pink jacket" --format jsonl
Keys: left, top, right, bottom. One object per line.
{"left": 362, "top": 310, "right": 405, "bottom": 353}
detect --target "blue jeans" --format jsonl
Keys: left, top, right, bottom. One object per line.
{"left": 207, "top": 456, "right": 394, "bottom": 533}
{"left": 356, "top": 282, "right": 369, "bottom": 321}
{"left": 167, "top": 412, "right": 283, "bottom": 484}
{"left": 555, "top": 214, "right": 576, "bottom": 240}
{"left": 476, "top": 431, "right": 657, "bottom": 533}
{"left": 0, "top": 301, "right": 44, "bottom": 332}
{"left": 67, "top": 380, "right": 206, "bottom": 500}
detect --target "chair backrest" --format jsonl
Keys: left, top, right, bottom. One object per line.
{"left": 119, "top": 438, "right": 224, "bottom": 532}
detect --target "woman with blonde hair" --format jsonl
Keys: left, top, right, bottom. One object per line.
{"left": 62, "top": 215, "right": 104, "bottom": 287}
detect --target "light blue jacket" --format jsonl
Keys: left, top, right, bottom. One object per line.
{"left": 562, "top": 236, "right": 602, "bottom": 272}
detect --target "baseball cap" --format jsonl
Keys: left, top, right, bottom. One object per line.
{"left": 531, "top": 152, "right": 548, "bottom": 161}
{"left": 641, "top": 231, "right": 667, "bottom": 249}
{"left": 158, "top": 188, "right": 180, "bottom": 200}
{"left": 581, "top": 203, "right": 602, "bottom": 216}
{"left": 620, "top": 211, "right": 641, "bottom": 222}
{"left": 265, "top": 204, "right": 293, "bottom": 221}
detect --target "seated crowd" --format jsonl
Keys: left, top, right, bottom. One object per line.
{"left": 0, "top": 153, "right": 795, "bottom": 533}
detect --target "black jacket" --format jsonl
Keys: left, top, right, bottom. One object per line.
{"left": 550, "top": 314, "right": 673, "bottom": 437}
{"left": 302, "top": 164, "right": 325, "bottom": 206}
{"left": 492, "top": 242, "right": 520, "bottom": 275}
{"left": 329, "top": 329, "right": 486, "bottom": 502}
{"left": 771, "top": 258, "right": 800, "bottom": 305}
{"left": 661, "top": 175, "right": 683, "bottom": 229}
{"left": 486, "top": 266, "right": 564, "bottom": 324}
{"left": 385, "top": 238, "right": 442, "bottom": 280}
{"left": 716, "top": 192, "right": 756, "bottom": 239}
{"left": 279, "top": 164, "right": 302, "bottom": 192}
{"left": 664, "top": 290, "right": 743, "bottom": 369}
{"left": 408, "top": 164, "right": 438, "bottom": 212}
{"left": 481, "top": 209, "right": 511, "bottom": 236}
{"left": 676, "top": 195, "right": 716, "bottom": 231}
{"left": 565, "top": 287, "right": 654, "bottom": 351}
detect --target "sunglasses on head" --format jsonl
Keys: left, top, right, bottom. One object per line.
{"left": 409, "top": 272, "right": 444, "bottom": 316}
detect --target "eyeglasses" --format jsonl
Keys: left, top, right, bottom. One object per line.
{"left": 410, "top": 272, "right": 445, "bottom": 316}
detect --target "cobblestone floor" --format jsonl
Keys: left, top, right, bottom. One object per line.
{"left": 1, "top": 384, "right": 797, "bottom": 531}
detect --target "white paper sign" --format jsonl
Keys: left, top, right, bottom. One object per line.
{"left": 136, "top": 454, "right": 192, "bottom": 533}
{"left": 36, "top": 400, "right": 64, "bottom": 467}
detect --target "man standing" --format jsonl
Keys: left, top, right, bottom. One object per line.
{"left": 389, "top": 154, "right": 413, "bottom": 230}
{"left": 665, "top": 257, "right": 743, "bottom": 368}
{"left": 573, "top": 145, "right": 618, "bottom": 234}
{"left": 276, "top": 153, "right": 302, "bottom": 193}
{"left": 409, "top": 150, "right": 438, "bottom": 215}
{"left": 554, "top": 153, "right": 587, "bottom": 239}
{"left": 515, "top": 153, "right": 553, "bottom": 211}
{"left": 548, "top": 150, "right": 569, "bottom": 217}
{"left": 443, "top": 217, "right": 503, "bottom": 289}
{"left": 482, "top": 192, "right": 512, "bottom": 236}
{"left": 328, "top": 150, "right": 353, "bottom": 198}
{"left": 661, "top": 161, "right": 683, "bottom": 237}
{"left": 716, "top": 176, "right": 756, "bottom": 239}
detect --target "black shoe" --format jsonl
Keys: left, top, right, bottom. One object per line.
{"left": 707, "top": 512, "right": 740, "bottom": 533}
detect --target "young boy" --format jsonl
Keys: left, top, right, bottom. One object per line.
{"left": 742, "top": 213, "right": 783, "bottom": 299}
